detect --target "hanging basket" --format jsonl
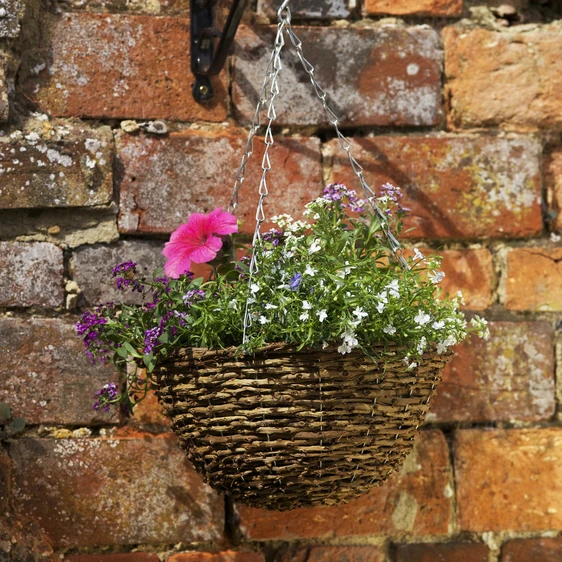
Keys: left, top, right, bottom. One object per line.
{"left": 151, "top": 343, "right": 452, "bottom": 510}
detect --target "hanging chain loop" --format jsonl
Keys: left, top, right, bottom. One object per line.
{"left": 228, "top": 0, "right": 408, "bottom": 343}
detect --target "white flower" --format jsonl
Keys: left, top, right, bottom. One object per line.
{"left": 436, "top": 335, "right": 458, "bottom": 354}
{"left": 378, "top": 290, "right": 388, "bottom": 304}
{"left": 417, "top": 336, "right": 427, "bottom": 355}
{"left": 376, "top": 301, "right": 385, "bottom": 314}
{"left": 300, "top": 312, "right": 310, "bottom": 321}
{"left": 413, "top": 248, "right": 425, "bottom": 261}
{"left": 429, "top": 270, "right": 445, "bottom": 284}
{"left": 271, "top": 214, "right": 293, "bottom": 229}
{"left": 341, "top": 329, "right": 359, "bottom": 349}
{"left": 383, "top": 325, "right": 396, "bottom": 335}
{"left": 407, "top": 362, "right": 418, "bottom": 371}
{"left": 551, "top": 232, "right": 561, "bottom": 243}
{"left": 317, "top": 309, "right": 328, "bottom": 322}
{"left": 432, "top": 320, "right": 445, "bottom": 330}
{"left": 302, "top": 300, "right": 312, "bottom": 310}
{"left": 456, "top": 291, "right": 465, "bottom": 306}
{"left": 309, "top": 240, "right": 322, "bottom": 254}
{"left": 322, "top": 340, "right": 329, "bottom": 349}
{"left": 414, "top": 310, "right": 431, "bottom": 326}
{"left": 259, "top": 316, "right": 269, "bottom": 324}
{"left": 386, "top": 280, "right": 400, "bottom": 298}
{"left": 228, "top": 300, "right": 238, "bottom": 309}
{"left": 471, "top": 316, "right": 490, "bottom": 339}
{"left": 304, "top": 264, "right": 316, "bottom": 276}
{"left": 338, "top": 343, "right": 352, "bottom": 355}
{"left": 250, "top": 283, "right": 260, "bottom": 294}
{"left": 353, "top": 307, "right": 368, "bottom": 321}
{"left": 264, "top": 303, "right": 278, "bottom": 310}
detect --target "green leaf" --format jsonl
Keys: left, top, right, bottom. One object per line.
{"left": 0, "top": 403, "right": 11, "bottom": 422}
{"left": 7, "top": 417, "right": 25, "bottom": 435}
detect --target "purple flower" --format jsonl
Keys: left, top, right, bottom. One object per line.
{"left": 76, "top": 311, "right": 109, "bottom": 363}
{"left": 182, "top": 289, "right": 205, "bottom": 306}
{"left": 262, "top": 229, "right": 285, "bottom": 247}
{"left": 289, "top": 273, "right": 302, "bottom": 291}
{"left": 93, "top": 382, "right": 119, "bottom": 412}
{"left": 143, "top": 311, "right": 173, "bottom": 355}
{"left": 323, "top": 183, "right": 365, "bottom": 213}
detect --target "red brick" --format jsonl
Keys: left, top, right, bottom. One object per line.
{"left": 27, "top": 13, "right": 227, "bottom": 121}
{"left": 365, "top": 0, "right": 462, "bottom": 17}
{"left": 0, "top": 123, "right": 113, "bottom": 209}
{"left": 502, "top": 537, "right": 562, "bottom": 562}
{"left": 130, "top": 388, "right": 171, "bottom": 429}
{"left": 326, "top": 135, "right": 542, "bottom": 239}
{"left": 455, "top": 428, "right": 562, "bottom": 532}
{"left": 429, "top": 322, "right": 555, "bottom": 423}
{"left": 277, "top": 545, "right": 383, "bottom": 562}
{"left": 505, "top": 248, "right": 562, "bottom": 311}
{"left": 63, "top": 0, "right": 190, "bottom": 15}
{"left": 168, "top": 551, "right": 265, "bottom": 562}
{"left": 406, "top": 248, "right": 493, "bottom": 310}
{"left": 116, "top": 129, "right": 322, "bottom": 235}
{"left": 258, "top": 0, "right": 352, "bottom": 19}
{"left": 63, "top": 552, "right": 160, "bottom": 562}
{"left": 72, "top": 240, "right": 166, "bottom": 306}
{"left": 444, "top": 25, "right": 562, "bottom": 130}
{"left": 0, "top": 317, "right": 119, "bottom": 425}
{"left": 11, "top": 434, "right": 224, "bottom": 547}
{"left": 0, "top": 241, "right": 63, "bottom": 307}
{"left": 395, "top": 542, "right": 489, "bottom": 562}
{"left": 238, "top": 430, "right": 453, "bottom": 539}
{"left": 233, "top": 26, "right": 442, "bottom": 127}
{"left": 545, "top": 148, "right": 562, "bottom": 232}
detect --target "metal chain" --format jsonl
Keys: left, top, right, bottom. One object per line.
{"left": 228, "top": 3, "right": 290, "bottom": 343}
{"left": 283, "top": 22, "right": 409, "bottom": 269}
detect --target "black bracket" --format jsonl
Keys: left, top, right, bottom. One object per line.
{"left": 190, "top": 0, "right": 248, "bottom": 103}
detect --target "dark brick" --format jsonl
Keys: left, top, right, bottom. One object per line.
{"left": 502, "top": 537, "right": 562, "bottom": 562}
{"left": 277, "top": 545, "right": 383, "bottom": 562}
{"left": 395, "top": 542, "right": 489, "bottom": 562}
{"left": 0, "top": 317, "right": 119, "bottom": 425}
{"left": 11, "top": 433, "right": 224, "bottom": 547}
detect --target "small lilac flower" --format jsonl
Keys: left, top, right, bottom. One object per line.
{"left": 93, "top": 382, "right": 119, "bottom": 413}
{"left": 262, "top": 229, "right": 285, "bottom": 247}
{"left": 182, "top": 289, "right": 205, "bottom": 306}
{"left": 289, "top": 273, "right": 302, "bottom": 291}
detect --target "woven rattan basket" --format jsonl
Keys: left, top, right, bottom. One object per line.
{"left": 151, "top": 343, "right": 452, "bottom": 510}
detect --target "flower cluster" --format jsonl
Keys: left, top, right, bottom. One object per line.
{"left": 78, "top": 182, "right": 489, "bottom": 413}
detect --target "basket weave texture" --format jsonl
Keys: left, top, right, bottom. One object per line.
{"left": 151, "top": 343, "right": 452, "bottom": 511}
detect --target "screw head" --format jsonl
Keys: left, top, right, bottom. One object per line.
{"left": 199, "top": 84, "right": 210, "bottom": 96}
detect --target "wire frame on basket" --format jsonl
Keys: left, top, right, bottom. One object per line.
{"left": 151, "top": 344, "right": 452, "bottom": 510}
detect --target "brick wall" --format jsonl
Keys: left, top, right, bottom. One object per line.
{"left": 1, "top": 0, "right": 561, "bottom": 560}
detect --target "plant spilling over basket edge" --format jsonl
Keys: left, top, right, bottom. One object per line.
{"left": 76, "top": 182, "right": 489, "bottom": 510}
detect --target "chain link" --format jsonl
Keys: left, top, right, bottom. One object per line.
{"left": 228, "top": 0, "right": 408, "bottom": 343}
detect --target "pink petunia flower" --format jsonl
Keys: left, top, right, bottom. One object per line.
{"left": 162, "top": 208, "right": 238, "bottom": 278}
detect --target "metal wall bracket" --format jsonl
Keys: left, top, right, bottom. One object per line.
{"left": 191, "top": 0, "right": 248, "bottom": 103}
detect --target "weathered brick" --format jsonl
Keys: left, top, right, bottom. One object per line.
{"left": 72, "top": 240, "right": 166, "bottom": 306}
{"left": 0, "top": 49, "right": 9, "bottom": 122}
{"left": 505, "top": 248, "right": 562, "bottom": 311}
{"left": 429, "top": 322, "right": 555, "bottom": 423}
{"left": 116, "top": 129, "right": 322, "bottom": 235}
{"left": 238, "top": 430, "right": 453, "bottom": 539}
{"left": 0, "top": 317, "right": 119, "bottom": 425}
{"left": 258, "top": 0, "right": 352, "bottom": 20}
{"left": 62, "top": 0, "right": 190, "bottom": 15}
{"left": 65, "top": 555, "right": 160, "bottom": 562}
{"left": 233, "top": 25, "right": 442, "bottom": 127}
{"left": 444, "top": 25, "right": 562, "bottom": 130}
{"left": 395, "top": 542, "right": 489, "bottom": 562}
{"left": 0, "top": 0, "right": 25, "bottom": 39}
{"left": 365, "top": 0, "right": 462, "bottom": 17}
{"left": 11, "top": 433, "right": 224, "bottom": 547}
{"left": 545, "top": 148, "right": 562, "bottom": 232}
{"left": 168, "top": 551, "right": 265, "bottom": 562}
{"left": 0, "top": 123, "right": 113, "bottom": 209}
{"left": 277, "top": 545, "right": 383, "bottom": 562}
{"left": 325, "top": 135, "right": 542, "bottom": 239}
{"left": 130, "top": 388, "right": 171, "bottom": 429}
{"left": 502, "top": 537, "right": 562, "bottom": 562}
{"left": 455, "top": 428, "right": 562, "bottom": 532}
{"left": 27, "top": 13, "right": 227, "bottom": 122}
{"left": 0, "top": 241, "right": 63, "bottom": 307}
{"left": 409, "top": 248, "right": 493, "bottom": 310}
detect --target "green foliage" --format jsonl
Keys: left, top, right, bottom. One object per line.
{"left": 0, "top": 403, "right": 25, "bottom": 440}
